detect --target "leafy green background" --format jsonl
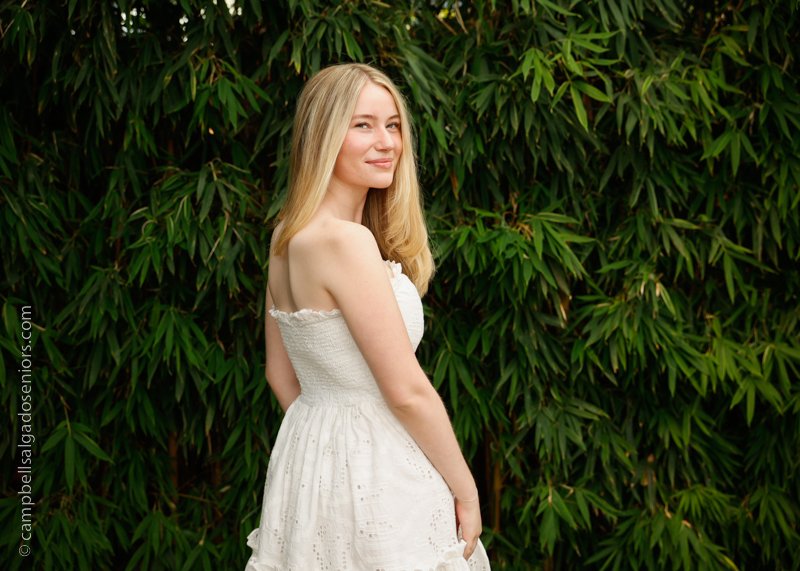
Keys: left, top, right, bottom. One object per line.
{"left": 2, "top": 0, "right": 799, "bottom": 569}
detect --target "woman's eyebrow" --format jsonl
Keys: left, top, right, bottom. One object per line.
{"left": 351, "top": 114, "right": 401, "bottom": 120}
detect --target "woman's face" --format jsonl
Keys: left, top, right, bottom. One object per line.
{"left": 331, "top": 81, "right": 402, "bottom": 192}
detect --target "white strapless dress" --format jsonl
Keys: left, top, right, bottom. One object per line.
{"left": 245, "top": 260, "right": 490, "bottom": 571}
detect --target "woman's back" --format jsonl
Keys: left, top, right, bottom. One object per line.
{"left": 268, "top": 218, "right": 345, "bottom": 315}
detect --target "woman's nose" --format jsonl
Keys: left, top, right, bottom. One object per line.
{"left": 375, "top": 127, "right": 395, "bottom": 150}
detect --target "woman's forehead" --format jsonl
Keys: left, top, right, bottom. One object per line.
{"left": 353, "top": 82, "right": 398, "bottom": 116}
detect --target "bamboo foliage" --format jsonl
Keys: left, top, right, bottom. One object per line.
{"left": 1, "top": 0, "right": 799, "bottom": 569}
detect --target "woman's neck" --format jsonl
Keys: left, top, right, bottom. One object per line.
{"left": 319, "top": 179, "right": 370, "bottom": 223}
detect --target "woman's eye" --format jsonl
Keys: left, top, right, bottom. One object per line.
{"left": 355, "top": 122, "right": 369, "bottom": 129}
{"left": 388, "top": 122, "right": 401, "bottom": 130}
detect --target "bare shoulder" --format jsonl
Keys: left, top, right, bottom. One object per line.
{"left": 268, "top": 219, "right": 287, "bottom": 257}
{"left": 327, "top": 219, "right": 380, "bottom": 257}
{"left": 267, "top": 220, "right": 287, "bottom": 301}
{"left": 291, "top": 218, "right": 380, "bottom": 263}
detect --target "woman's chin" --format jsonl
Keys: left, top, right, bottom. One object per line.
{"left": 365, "top": 178, "right": 394, "bottom": 190}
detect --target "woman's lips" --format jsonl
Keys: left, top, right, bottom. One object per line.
{"left": 367, "top": 159, "right": 393, "bottom": 168}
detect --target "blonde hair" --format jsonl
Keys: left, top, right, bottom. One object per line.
{"left": 272, "top": 63, "right": 434, "bottom": 295}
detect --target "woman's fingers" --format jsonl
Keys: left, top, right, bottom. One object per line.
{"left": 462, "top": 535, "right": 478, "bottom": 560}
{"left": 454, "top": 495, "right": 482, "bottom": 560}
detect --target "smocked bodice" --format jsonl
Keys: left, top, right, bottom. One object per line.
{"left": 268, "top": 260, "right": 424, "bottom": 406}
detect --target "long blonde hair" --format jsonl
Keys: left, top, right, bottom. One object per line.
{"left": 272, "top": 63, "right": 434, "bottom": 295}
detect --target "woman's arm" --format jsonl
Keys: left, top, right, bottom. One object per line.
{"left": 319, "top": 222, "right": 479, "bottom": 502}
{"left": 265, "top": 285, "right": 300, "bottom": 412}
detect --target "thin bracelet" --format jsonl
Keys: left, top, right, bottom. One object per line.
{"left": 456, "top": 492, "right": 479, "bottom": 503}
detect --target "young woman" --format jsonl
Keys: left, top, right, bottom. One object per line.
{"left": 245, "top": 63, "right": 490, "bottom": 570}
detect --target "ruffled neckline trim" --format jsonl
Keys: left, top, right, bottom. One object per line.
{"left": 269, "top": 260, "right": 403, "bottom": 324}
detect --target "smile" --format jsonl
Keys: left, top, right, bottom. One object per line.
{"left": 366, "top": 159, "right": 393, "bottom": 168}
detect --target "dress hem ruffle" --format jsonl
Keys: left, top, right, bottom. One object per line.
{"left": 245, "top": 527, "right": 484, "bottom": 571}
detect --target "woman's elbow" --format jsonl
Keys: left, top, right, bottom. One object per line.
{"left": 384, "top": 380, "right": 438, "bottom": 415}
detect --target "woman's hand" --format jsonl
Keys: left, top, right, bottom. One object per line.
{"left": 454, "top": 495, "right": 482, "bottom": 560}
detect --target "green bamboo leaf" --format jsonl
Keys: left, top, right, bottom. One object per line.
{"left": 571, "top": 36, "right": 611, "bottom": 54}
{"left": 453, "top": 355, "right": 480, "bottom": 400}
{"left": 429, "top": 114, "right": 447, "bottom": 149}
{"left": 539, "top": 504, "right": 558, "bottom": 553}
{"left": 722, "top": 253, "right": 736, "bottom": 301}
{"left": 536, "top": 0, "right": 576, "bottom": 16}
{"left": 68, "top": 0, "right": 78, "bottom": 21}
{"left": 551, "top": 81, "right": 569, "bottom": 108}
{"left": 531, "top": 60, "right": 543, "bottom": 102}
{"left": 73, "top": 432, "right": 113, "bottom": 462}
{"left": 222, "top": 421, "right": 245, "bottom": 455}
{"left": 41, "top": 423, "right": 67, "bottom": 452}
{"left": 64, "top": 435, "right": 75, "bottom": 491}
{"left": 570, "top": 84, "right": 589, "bottom": 130}
{"left": 574, "top": 80, "right": 613, "bottom": 103}
{"left": 574, "top": 489, "right": 591, "bottom": 527}
{"left": 342, "top": 30, "right": 363, "bottom": 60}
{"left": 249, "top": 0, "right": 263, "bottom": 20}
{"left": 730, "top": 131, "right": 741, "bottom": 175}
{"left": 551, "top": 489, "right": 578, "bottom": 528}
{"left": 432, "top": 351, "right": 449, "bottom": 389}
